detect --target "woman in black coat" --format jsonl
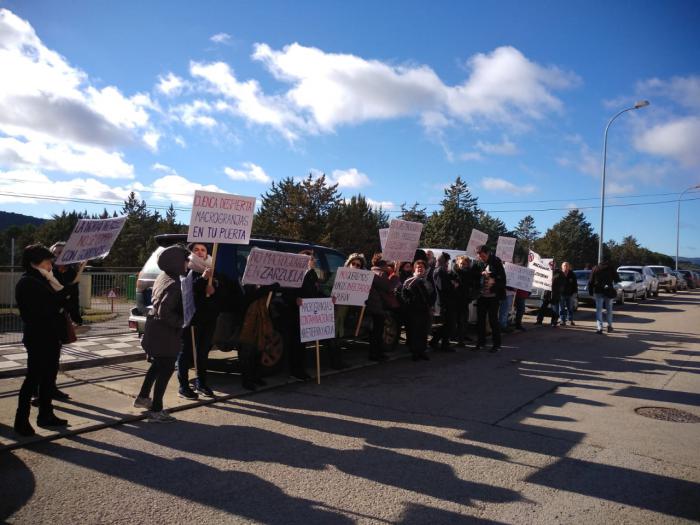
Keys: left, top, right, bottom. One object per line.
{"left": 14, "top": 244, "right": 71, "bottom": 436}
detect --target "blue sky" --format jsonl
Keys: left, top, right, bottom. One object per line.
{"left": 1, "top": 1, "right": 700, "bottom": 257}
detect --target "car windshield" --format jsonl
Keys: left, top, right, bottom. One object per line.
{"left": 619, "top": 272, "right": 636, "bottom": 282}
{"left": 650, "top": 267, "right": 665, "bottom": 275}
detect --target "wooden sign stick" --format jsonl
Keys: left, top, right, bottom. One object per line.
{"left": 315, "top": 340, "right": 321, "bottom": 385}
{"left": 206, "top": 243, "right": 219, "bottom": 297}
{"left": 354, "top": 306, "right": 366, "bottom": 337}
{"left": 265, "top": 290, "right": 273, "bottom": 309}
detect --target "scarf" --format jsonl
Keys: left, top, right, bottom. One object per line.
{"left": 33, "top": 265, "right": 64, "bottom": 292}
{"left": 188, "top": 253, "right": 213, "bottom": 273}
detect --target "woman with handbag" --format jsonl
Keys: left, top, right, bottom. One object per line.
{"left": 14, "top": 244, "right": 72, "bottom": 436}
{"left": 588, "top": 259, "right": 620, "bottom": 334}
{"left": 135, "top": 245, "right": 189, "bottom": 422}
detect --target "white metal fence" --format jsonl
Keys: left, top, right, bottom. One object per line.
{"left": 0, "top": 268, "right": 139, "bottom": 345}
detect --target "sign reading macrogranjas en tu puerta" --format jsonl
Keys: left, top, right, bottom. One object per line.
{"left": 187, "top": 190, "right": 256, "bottom": 244}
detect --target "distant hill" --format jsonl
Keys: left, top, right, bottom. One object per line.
{"left": 679, "top": 257, "right": 700, "bottom": 265}
{"left": 0, "top": 211, "right": 46, "bottom": 230}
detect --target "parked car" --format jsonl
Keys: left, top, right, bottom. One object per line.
{"left": 574, "top": 269, "right": 624, "bottom": 305}
{"left": 129, "top": 234, "right": 346, "bottom": 375}
{"left": 617, "top": 271, "right": 647, "bottom": 301}
{"left": 671, "top": 271, "right": 688, "bottom": 291}
{"left": 647, "top": 265, "right": 677, "bottom": 293}
{"left": 677, "top": 269, "right": 696, "bottom": 289}
{"left": 617, "top": 265, "right": 660, "bottom": 297}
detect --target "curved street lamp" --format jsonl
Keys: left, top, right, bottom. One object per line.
{"left": 676, "top": 183, "right": 700, "bottom": 270}
{"left": 598, "top": 100, "right": 650, "bottom": 264}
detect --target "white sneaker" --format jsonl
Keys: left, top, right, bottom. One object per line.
{"left": 133, "top": 396, "right": 152, "bottom": 409}
{"left": 146, "top": 410, "right": 176, "bottom": 423}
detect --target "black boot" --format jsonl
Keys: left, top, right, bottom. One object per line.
{"left": 37, "top": 412, "right": 68, "bottom": 428}
{"left": 14, "top": 411, "right": 35, "bottom": 437}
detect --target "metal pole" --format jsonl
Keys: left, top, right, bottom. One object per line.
{"left": 676, "top": 185, "right": 700, "bottom": 270}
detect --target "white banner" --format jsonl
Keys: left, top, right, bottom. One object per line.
{"left": 505, "top": 262, "right": 535, "bottom": 291}
{"left": 466, "top": 228, "right": 489, "bottom": 258}
{"left": 496, "top": 236, "right": 516, "bottom": 263}
{"left": 55, "top": 216, "right": 127, "bottom": 265}
{"left": 241, "top": 247, "right": 310, "bottom": 288}
{"left": 379, "top": 228, "right": 388, "bottom": 251}
{"left": 331, "top": 267, "right": 374, "bottom": 306}
{"left": 382, "top": 219, "right": 422, "bottom": 262}
{"left": 528, "top": 250, "right": 554, "bottom": 291}
{"left": 187, "top": 190, "right": 256, "bottom": 244}
{"left": 299, "top": 298, "right": 336, "bottom": 343}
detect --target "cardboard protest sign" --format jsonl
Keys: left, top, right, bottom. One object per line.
{"left": 55, "top": 216, "right": 127, "bottom": 265}
{"left": 331, "top": 267, "right": 374, "bottom": 306}
{"left": 187, "top": 190, "right": 256, "bottom": 244}
{"left": 496, "top": 236, "right": 516, "bottom": 263}
{"left": 299, "top": 298, "right": 335, "bottom": 343}
{"left": 241, "top": 247, "right": 310, "bottom": 288}
{"left": 181, "top": 271, "right": 195, "bottom": 328}
{"left": 382, "top": 219, "right": 422, "bottom": 262}
{"left": 505, "top": 262, "right": 535, "bottom": 291}
{"left": 379, "top": 228, "right": 388, "bottom": 251}
{"left": 528, "top": 250, "right": 554, "bottom": 291}
{"left": 466, "top": 228, "right": 489, "bottom": 258}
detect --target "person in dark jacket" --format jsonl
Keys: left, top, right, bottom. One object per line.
{"left": 475, "top": 245, "right": 506, "bottom": 353}
{"left": 553, "top": 261, "right": 578, "bottom": 326}
{"left": 136, "top": 245, "right": 189, "bottom": 422}
{"left": 430, "top": 252, "right": 458, "bottom": 352}
{"left": 398, "top": 259, "right": 436, "bottom": 361}
{"left": 588, "top": 259, "right": 620, "bottom": 334}
{"left": 451, "top": 255, "right": 478, "bottom": 345}
{"left": 366, "top": 254, "right": 393, "bottom": 361}
{"left": 177, "top": 243, "right": 221, "bottom": 400}
{"left": 14, "top": 244, "right": 72, "bottom": 436}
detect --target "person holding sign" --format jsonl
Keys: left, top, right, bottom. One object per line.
{"left": 176, "top": 243, "right": 221, "bottom": 400}
{"left": 475, "top": 245, "right": 506, "bottom": 353}
{"left": 136, "top": 246, "right": 189, "bottom": 422}
{"left": 365, "top": 255, "right": 395, "bottom": 362}
{"left": 397, "top": 258, "right": 436, "bottom": 361}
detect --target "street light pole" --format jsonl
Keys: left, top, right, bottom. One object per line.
{"left": 676, "top": 184, "right": 700, "bottom": 270}
{"left": 598, "top": 100, "right": 650, "bottom": 264}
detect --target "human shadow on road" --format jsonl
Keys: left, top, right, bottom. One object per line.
{"left": 397, "top": 502, "right": 509, "bottom": 524}
{"left": 0, "top": 452, "right": 35, "bottom": 522}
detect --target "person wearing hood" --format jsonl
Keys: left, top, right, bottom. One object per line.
{"left": 176, "top": 243, "right": 221, "bottom": 400}
{"left": 398, "top": 257, "right": 436, "bottom": 361}
{"left": 475, "top": 245, "right": 506, "bottom": 353}
{"left": 135, "top": 245, "right": 189, "bottom": 422}
{"left": 397, "top": 261, "right": 413, "bottom": 283}
{"left": 13, "top": 244, "right": 72, "bottom": 436}
{"left": 588, "top": 259, "right": 620, "bottom": 334}
{"left": 365, "top": 254, "right": 394, "bottom": 361}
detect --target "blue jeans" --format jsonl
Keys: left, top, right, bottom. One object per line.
{"left": 514, "top": 296, "right": 526, "bottom": 327}
{"left": 558, "top": 295, "right": 575, "bottom": 323}
{"left": 499, "top": 294, "right": 514, "bottom": 328}
{"left": 594, "top": 293, "right": 613, "bottom": 330}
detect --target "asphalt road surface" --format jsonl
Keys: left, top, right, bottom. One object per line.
{"left": 2, "top": 291, "right": 699, "bottom": 524}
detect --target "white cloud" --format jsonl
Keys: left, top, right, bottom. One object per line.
{"left": 151, "top": 162, "right": 177, "bottom": 176}
{"left": 459, "top": 151, "right": 484, "bottom": 161}
{"left": 607, "top": 182, "right": 635, "bottom": 195}
{"left": 475, "top": 136, "right": 519, "bottom": 155}
{"left": 0, "top": 8, "right": 156, "bottom": 180}
{"left": 150, "top": 174, "right": 225, "bottom": 204}
{"left": 480, "top": 177, "right": 535, "bottom": 194}
{"left": 172, "top": 100, "right": 218, "bottom": 128}
{"left": 157, "top": 72, "right": 186, "bottom": 97}
{"left": 0, "top": 136, "right": 134, "bottom": 178}
{"left": 330, "top": 168, "right": 371, "bottom": 188}
{"left": 634, "top": 116, "right": 700, "bottom": 168}
{"left": 210, "top": 33, "right": 232, "bottom": 45}
{"left": 637, "top": 75, "right": 700, "bottom": 111}
{"left": 366, "top": 198, "right": 394, "bottom": 209}
{"left": 224, "top": 162, "right": 271, "bottom": 183}
{"left": 143, "top": 131, "right": 161, "bottom": 152}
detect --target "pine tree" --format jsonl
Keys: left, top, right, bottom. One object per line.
{"left": 323, "top": 195, "right": 389, "bottom": 257}
{"left": 534, "top": 210, "right": 598, "bottom": 268}
{"left": 514, "top": 215, "right": 540, "bottom": 263}
{"left": 477, "top": 211, "right": 509, "bottom": 252}
{"left": 423, "top": 176, "right": 480, "bottom": 248}
{"left": 398, "top": 202, "right": 428, "bottom": 224}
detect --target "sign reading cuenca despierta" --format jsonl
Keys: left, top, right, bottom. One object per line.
{"left": 331, "top": 267, "right": 374, "bottom": 306}
{"left": 55, "top": 216, "right": 127, "bottom": 265}
{"left": 187, "top": 190, "right": 256, "bottom": 244}
{"left": 299, "top": 298, "right": 336, "bottom": 343}
{"left": 241, "top": 247, "right": 310, "bottom": 288}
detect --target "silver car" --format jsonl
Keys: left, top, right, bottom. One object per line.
{"left": 648, "top": 265, "right": 677, "bottom": 293}
{"left": 575, "top": 269, "right": 625, "bottom": 305}
{"left": 618, "top": 265, "right": 660, "bottom": 297}
{"left": 617, "top": 271, "right": 647, "bottom": 301}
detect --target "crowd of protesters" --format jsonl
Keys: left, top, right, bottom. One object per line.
{"left": 14, "top": 241, "right": 621, "bottom": 432}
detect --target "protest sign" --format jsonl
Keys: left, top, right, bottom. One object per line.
{"left": 241, "top": 247, "right": 310, "bottom": 288}
{"left": 187, "top": 190, "right": 256, "bottom": 244}
{"left": 379, "top": 228, "right": 388, "bottom": 251}
{"left": 55, "top": 216, "right": 127, "bottom": 265}
{"left": 496, "top": 236, "right": 516, "bottom": 263}
{"left": 299, "top": 297, "right": 336, "bottom": 343}
{"left": 466, "top": 228, "right": 489, "bottom": 258}
{"left": 382, "top": 219, "right": 422, "bottom": 262}
{"left": 331, "top": 267, "right": 374, "bottom": 306}
{"left": 505, "top": 262, "right": 536, "bottom": 291}
{"left": 528, "top": 250, "right": 553, "bottom": 291}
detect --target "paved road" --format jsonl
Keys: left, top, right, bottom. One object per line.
{"left": 2, "top": 291, "right": 699, "bottom": 524}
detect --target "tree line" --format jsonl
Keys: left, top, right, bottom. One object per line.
{"left": 0, "top": 175, "right": 676, "bottom": 269}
